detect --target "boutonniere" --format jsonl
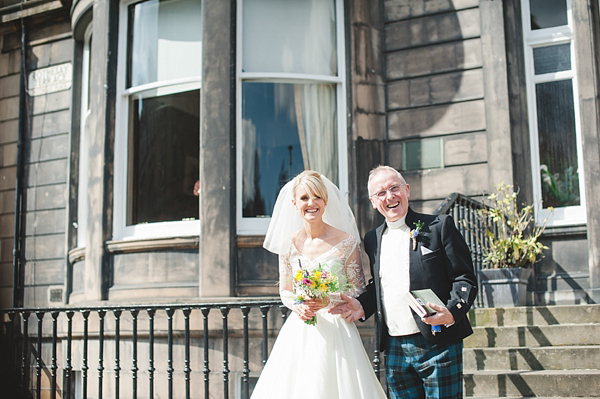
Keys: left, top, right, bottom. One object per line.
{"left": 410, "top": 220, "right": 424, "bottom": 251}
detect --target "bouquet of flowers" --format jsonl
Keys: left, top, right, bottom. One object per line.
{"left": 294, "top": 260, "right": 352, "bottom": 326}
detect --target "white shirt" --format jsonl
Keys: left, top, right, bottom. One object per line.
{"left": 379, "top": 215, "right": 420, "bottom": 336}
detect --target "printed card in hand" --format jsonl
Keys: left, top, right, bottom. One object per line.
{"left": 404, "top": 289, "right": 445, "bottom": 318}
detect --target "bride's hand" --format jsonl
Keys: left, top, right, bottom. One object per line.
{"left": 304, "top": 297, "right": 330, "bottom": 312}
{"left": 295, "top": 303, "right": 315, "bottom": 321}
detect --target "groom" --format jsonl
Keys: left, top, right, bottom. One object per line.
{"left": 331, "top": 165, "right": 477, "bottom": 399}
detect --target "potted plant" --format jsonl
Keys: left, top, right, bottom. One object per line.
{"left": 465, "top": 183, "right": 552, "bottom": 307}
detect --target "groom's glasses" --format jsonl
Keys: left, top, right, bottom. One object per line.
{"left": 369, "top": 184, "right": 405, "bottom": 200}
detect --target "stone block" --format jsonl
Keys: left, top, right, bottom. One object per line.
{"left": 24, "top": 209, "right": 66, "bottom": 236}
{"left": 112, "top": 250, "right": 199, "bottom": 287}
{"left": 26, "top": 184, "right": 67, "bottom": 211}
{"left": 0, "top": 166, "right": 16, "bottom": 190}
{"left": 444, "top": 131, "right": 487, "bottom": 166}
{"left": 0, "top": 287, "right": 11, "bottom": 308}
{"left": 386, "top": 8, "right": 480, "bottom": 51}
{"left": 388, "top": 141, "right": 403, "bottom": 169}
{"left": 354, "top": 113, "right": 387, "bottom": 141}
{"left": 388, "top": 99, "right": 486, "bottom": 139}
{"left": 352, "top": 23, "right": 383, "bottom": 79}
{"left": 0, "top": 50, "right": 20, "bottom": 77}
{"left": 402, "top": 163, "right": 488, "bottom": 200}
{"left": 25, "top": 158, "right": 68, "bottom": 186}
{"left": 408, "top": 198, "right": 444, "bottom": 214}
{"left": 0, "top": 97, "right": 19, "bottom": 121}
{"left": 0, "top": 119, "right": 18, "bottom": 143}
{"left": 384, "top": 0, "right": 479, "bottom": 22}
{"left": 0, "top": 261, "right": 12, "bottom": 288}
{"left": 24, "top": 233, "right": 66, "bottom": 260}
{"left": 30, "top": 40, "right": 73, "bottom": 69}
{"left": 30, "top": 90, "right": 71, "bottom": 115}
{"left": 354, "top": 82, "right": 386, "bottom": 114}
{"left": 28, "top": 133, "right": 69, "bottom": 162}
{"left": 0, "top": 190, "right": 15, "bottom": 214}
{"left": 30, "top": 110, "right": 71, "bottom": 138}
{"left": 0, "top": 213, "right": 14, "bottom": 238}
{"left": 0, "top": 73, "right": 20, "bottom": 97}
{"left": 23, "top": 259, "right": 65, "bottom": 286}
{"left": 0, "top": 238, "right": 13, "bottom": 262}
{"left": 387, "top": 69, "right": 484, "bottom": 110}
{"left": 71, "top": 258, "right": 84, "bottom": 293}
{"left": 386, "top": 38, "right": 482, "bottom": 80}
{"left": 0, "top": 141, "right": 17, "bottom": 167}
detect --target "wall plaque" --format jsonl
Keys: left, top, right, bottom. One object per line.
{"left": 27, "top": 62, "right": 73, "bottom": 96}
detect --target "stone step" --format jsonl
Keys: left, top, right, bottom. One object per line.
{"left": 468, "top": 304, "right": 600, "bottom": 327}
{"left": 464, "top": 323, "right": 600, "bottom": 348}
{"left": 464, "top": 345, "right": 600, "bottom": 371}
{"left": 463, "top": 370, "right": 600, "bottom": 398}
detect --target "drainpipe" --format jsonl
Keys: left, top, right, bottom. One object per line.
{"left": 13, "top": 21, "right": 27, "bottom": 308}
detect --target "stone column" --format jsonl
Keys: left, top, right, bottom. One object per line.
{"left": 82, "top": 0, "right": 117, "bottom": 302}
{"left": 573, "top": 0, "right": 600, "bottom": 302}
{"left": 480, "top": 0, "right": 514, "bottom": 187}
{"left": 199, "top": 0, "right": 234, "bottom": 297}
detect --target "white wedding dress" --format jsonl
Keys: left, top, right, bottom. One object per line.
{"left": 251, "top": 236, "right": 387, "bottom": 399}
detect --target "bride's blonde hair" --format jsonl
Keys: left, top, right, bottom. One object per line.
{"left": 292, "top": 170, "right": 329, "bottom": 205}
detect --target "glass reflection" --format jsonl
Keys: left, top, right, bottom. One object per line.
{"left": 129, "top": 89, "right": 200, "bottom": 224}
{"left": 530, "top": 0, "right": 567, "bottom": 30}
{"left": 535, "top": 80, "right": 580, "bottom": 208}
{"left": 533, "top": 44, "right": 571, "bottom": 75}
{"left": 242, "top": 82, "right": 338, "bottom": 218}
{"left": 242, "top": 0, "right": 337, "bottom": 75}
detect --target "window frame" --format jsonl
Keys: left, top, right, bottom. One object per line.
{"left": 113, "top": 0, "right": 202, "bottom": 240}
{"left": 235, "top": 0, "right": 349, "bottom": 235}
{"left": 77, "top": 24, "right": 93, "bottom": 247}
{"left": 521, "top": 0, "right": 586, "bottom": 226}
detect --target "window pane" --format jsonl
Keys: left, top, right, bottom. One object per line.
{"left": 242, "top": 0, "right": 337, "bottom": 75}
{"left": 127, "top": 0, "right": 202, "bottom": 87}
{"left": 530, "top": 0, "right": 567, "bottom": 30}
{"left": 533, "top": 44, "right": 571, "bottom": 75}
{"left": 242, "top": 82, "right": 338, "bottom": 217}
{"left": 403, "top": 138, "right": 443, "bottom": 170}
{"left": 535, "top": 80, "right": 580, "bottom": 208}
{"left": 128, "top": 89, "right": 200, "bottom": 224}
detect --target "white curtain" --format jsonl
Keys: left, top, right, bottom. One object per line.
{"left": 130, "top": 0, "right": 202, "bottom": 87}
{"left": 294, "top": 83, "right": 338, "bottom": 184}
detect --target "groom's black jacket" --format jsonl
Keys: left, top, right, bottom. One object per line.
{"left": 357, "top": 208, "right": 477, "bottom": 351}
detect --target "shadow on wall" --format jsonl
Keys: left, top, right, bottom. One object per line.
{"left": 358, "top": 2, "right": 471, "bottom": 230}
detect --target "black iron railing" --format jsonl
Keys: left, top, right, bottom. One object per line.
{"left": 434, "top": 192, "right": 491, "bottom": 308}
{"left": 0, "top": 195, "right": 490, "bottom": 399}
{"left": 0, "top": 300, "right": 308, "bottom": 399}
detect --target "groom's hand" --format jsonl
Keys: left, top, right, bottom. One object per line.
{"left": 329, "top": 294, "right": 365, "bottom": 322}
{"left": 421, "top": 303, "right": 455, "bottom": 326}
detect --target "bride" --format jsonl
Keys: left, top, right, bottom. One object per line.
{"left": 252, "top": 170, "right": 386, "bottom": 399}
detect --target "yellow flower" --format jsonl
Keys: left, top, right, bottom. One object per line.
{"left": 314, "top": 271, "right": 322, "bottom": 282}
{"left": 310, "top": 281, "right": 316, "bottom": 289}
{"left": 295, "top": 271, "right": 303, "bottom": 281}
{"left": 318, "top": 284, "right": 327, "bottom": 292}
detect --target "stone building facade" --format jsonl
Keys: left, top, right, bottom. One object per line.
{"left": 0, "top": 0, "right": 599, "bottom": 311}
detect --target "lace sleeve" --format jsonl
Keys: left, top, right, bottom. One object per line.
{"left": 341, "top": 239, "right": 366, "bottom": 298}
{"left": 278, "top": 251, "right": 297, "bottom": 310}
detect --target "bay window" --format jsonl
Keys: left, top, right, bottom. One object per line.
{"left": 521, "top": 0, "right": 586, "bottom": 226}
{"left": 114, "top": 0, "right": 202, "bottom": 239}
{"left": 236, "top": 0, "right": 348, "bottom": 234}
